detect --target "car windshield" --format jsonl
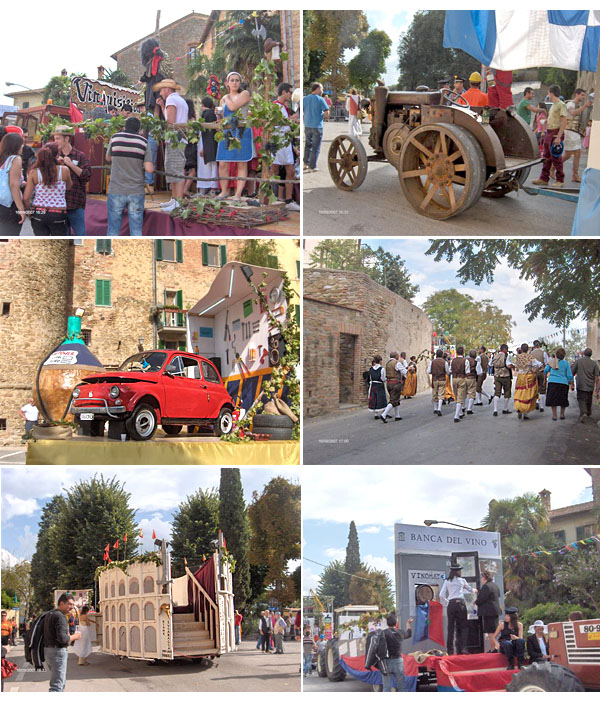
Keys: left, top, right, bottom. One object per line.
{"left": 118, "top": 352, "right": 167, "bottom": 373}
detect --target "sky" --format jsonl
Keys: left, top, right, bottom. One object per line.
{"left": 0, "top": 467, "right": 300, "bottom": 563}
{"left": 305, "top": 237, "right": 585, "bottom": 345}
{"left": 302, "top": 466, "right": 594, "bottom": 595}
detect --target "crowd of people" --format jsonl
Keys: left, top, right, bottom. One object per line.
{"left": 0, "top": 74, "right": 300, "bottom": 236}
{"left": 367, "top": 342, "right": 600, "bottom": 424}
{"left": 257, "top": 609, "right": 299, "bottom": 655}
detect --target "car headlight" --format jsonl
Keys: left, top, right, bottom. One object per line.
{"left": 72, "top": 387, "right": 80, "bottom": 399}
{"left": 109, "top": 386, "right": 120, "bottom": 399}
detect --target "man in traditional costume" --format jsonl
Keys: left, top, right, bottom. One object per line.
{"left": 492, "top": 343, "right": 514, "bottom": 417}
{"left": 475, "top": 346, "right": 492, "bottom": 405}
{"left": 450, "top": 346, "right": 469, "bottom": 423}
{"left": 380, "top": 351, "right": 407, "bottom": 422}
{"left": 465, "top": 349, "right": 478, "bottom": 415}
{"left": 428, "top": 349, "right": 449, "bottom": 416}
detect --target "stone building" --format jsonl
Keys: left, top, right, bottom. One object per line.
{"left": 303, "top": 268, "right": 433, "bottom": 418}
{"left": 0, "top": 238, "right": 300, "bottom": 445}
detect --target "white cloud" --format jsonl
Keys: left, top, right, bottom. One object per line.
{"left": 359, "top": 526, "right": 381, "bottom": 534}
{"left": 324, "top": 547, "right": 346, "bottom": 560}
{"left": 363, "top": 554, "right": 395, "bottom": 582}
{"left": 303, "top": 566, "right": 321, "bottom": 595}
{"left": 17, "top": 525, "right": 37, "bottom": 560}
{"left": 137, "top": 514, "right": 173, "bottom": 553}
{"left": 1, "top": 494, "right": 39, "bottom": 522}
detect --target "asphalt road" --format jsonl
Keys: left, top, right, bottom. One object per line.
{"left": 0, "top": 447, "right": 27, "bottom": 464}
{"left": 303, "top": 377, "right": 600, "bottom": 465}
{"left": 2, "top": 639, "right": 300, "bottom": 693}
{"left": 303, "top": 121, "right": 580, "bottom": 237}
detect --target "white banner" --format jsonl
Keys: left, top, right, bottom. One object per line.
{"left": 395, "top": 523, "right": 501, "bottom": 558}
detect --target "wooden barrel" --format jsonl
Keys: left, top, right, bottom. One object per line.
{"left": 34, "top": 342, "right": 104, "bottom": 423}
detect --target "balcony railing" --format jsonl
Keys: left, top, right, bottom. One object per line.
{"left": 156, "top": 308, "right": 187, "bottom": 331}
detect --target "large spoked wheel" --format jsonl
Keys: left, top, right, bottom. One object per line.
{"left": 126, "top": 403, "right": 158, "bottom": 441}
{"left": 399, "top": 123, "right": 486, "bottom": 219}
{"left": 483, "top": 167, "right": 531, "bottom": 198}
{"left": 328, "top": 135, "right": 368, "bottom": 191}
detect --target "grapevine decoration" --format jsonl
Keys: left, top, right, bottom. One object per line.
{"left": 222, "top": 270, "right": 299, "bottom": 443}
{"left": 94, "top": 552, "right": 162, "bottom": 580}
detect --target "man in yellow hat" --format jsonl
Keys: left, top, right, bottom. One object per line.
{"left": 154, "top": 78, "right": 188, "bottom": 212}
{"left": 461, "top": 72, "right": 489, "bottom": 108}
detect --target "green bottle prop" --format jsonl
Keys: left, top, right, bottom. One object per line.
{"left": 34, "top": 315, "right": 104, "bottom": 423}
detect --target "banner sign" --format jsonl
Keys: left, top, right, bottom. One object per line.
{"left": 70, "top": 77, "right": 141, "bottom": 112}
{"left": 394, "top": 523, "right": 501, "bottom": 558}
{"left": 44, "top": 350, "right": 79, "bottom": 365}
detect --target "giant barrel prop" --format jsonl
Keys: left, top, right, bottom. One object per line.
{"left": 34, "top": 316, "right": 104, "bottom": 423}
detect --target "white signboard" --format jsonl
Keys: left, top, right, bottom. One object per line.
{"left": 45, "top": 350, "right": 79, "bottom": 365}
{"left": 395, "top": 523, "right": 501, "bottom": 558}
{"left": 408, "top": 569, "right": 446, "bottom": 584}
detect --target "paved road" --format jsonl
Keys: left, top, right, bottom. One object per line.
{"left": 303, "top": 121, "right": 579, "bottom": 237}
{"left": 0, "top": 446, "right": 26, "bottom": 465}
{"left": 2, "top": 639, "right": 300, "bottom": 693}
{"left": 304, "top": 378, "right": 600, "bottom": 465}
{"left": 304, "top": 670, "right": 436, "bottom": 692}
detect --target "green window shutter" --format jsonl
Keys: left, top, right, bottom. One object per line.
{"left": 96, "top": 240, "right": 102, "bottom": 253}
{"left": 295, "top": 304, "right": 300, "bottom": 324}
{"left": 175, "top": 290, "right": 183, "bottom": 308}
{"left": 163, "top": 289, "right": 167, "bottom": 306}
{"left": 95, "top": 280, "right": 102, "bottom": 305}
{"left": 95, "top": 280, "right": 111, "bottom": 306}
{"left": 177, "top": 312, "right": 184, "bottom": 327}
{"left": 178, "top": 342, "right": 186, "bottom": 351}
{"left": 176, "top": 240, "right": 183, "bottom": 263}
{"left": 158, "top": 339, "right": 165, "bottom": 349}
{"left": 104, "top": 280, "right": 111, "bottom": 306}
{"left": 155, "top": 239, "right": 163, "bottom": 261}
{"left": 296, "top": 260, "right": 300, "bottom": 278}
{"left": 106, "top": 240, "right": 112, "bottom": 254}
{"left": 201, "top": 242, "right": 208, "bottom": 266}
{"left": 267, "top": 255, "right": 278, "bottom": 269}
{"left": 219, "top": 244, "right": 227, "bottom": 267}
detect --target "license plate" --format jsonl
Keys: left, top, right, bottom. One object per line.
{"left": 589, "top": 632, "right": 600, "bottom": 640}
{"left": 80, "top": 413, "right": 94, "bottom": 421}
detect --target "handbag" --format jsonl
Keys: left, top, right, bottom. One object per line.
{"left": 0, "top": 155, "right": 17, "bottom": 207}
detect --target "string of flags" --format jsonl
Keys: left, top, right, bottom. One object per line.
{"left": 173, "top": 11, "right": 260, "bottom": 60}
{"left": 540, "top": 327, "right": 587, "bottom": 342}
{"left": 101, "top": 528, "right": 157, "bottom": 562}
{"left": 508, "top": 533, "right": 600, "bottom": 563}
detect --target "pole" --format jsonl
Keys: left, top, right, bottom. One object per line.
{"left": 155, "top": 11, "right": 161, "bottom": 40}
{"left": 587, "top": 41, "right": 600, "bottom": 169}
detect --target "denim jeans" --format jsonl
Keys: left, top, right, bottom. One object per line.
{"left": 67, "top": 208, "right": 86, "bottom": 235}
{"left": 107, "top": 194, "right": 145, "bottom": 236}
{"left": 304, "top": 127, "right": 323, "bottom": 169}
{"left": 303, "top": 651, "right": 313, "bottom": 675}
{"left": 45, "top": 646, "right": 68, "bottom": 692}
{"left": 235, "top": 625, "right": 240, "bottom": 645}
{"left": 382, "top": 657, "right": 405, "bottom": 692}
{"left": 145, "top": 135, "right": 158, "bottom": 185}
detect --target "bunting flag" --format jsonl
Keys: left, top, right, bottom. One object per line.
{"left": 113, "top": 540, "right": 119, "bottom": 549}
{"left": 108, "top": 557, "right": 112, "bottom": 563}
{"left": 152, "top": 529, "right": 156, "bottom": 539}
{"left": 138, "top": 529, "right": 143, "bottom": 538}
{"left": 123, "top": 533, "right": 127, "bottom": 543}
{"left": 507, "top": 532, "right": 600, "bottom": 561}
{"left": 413, "top": 601, "right": 445, "bottom": 647}
{"left": 202, "top": 554, "right": 206, "bottom": 562}
{"left": 103, "top": 551, "right": 109, "bottom": 561}
{"left": 184, "top": 556, "right": 188, "bottom": 566}
{"left": 104, "top": 543, "right": 110, "bottom": 552}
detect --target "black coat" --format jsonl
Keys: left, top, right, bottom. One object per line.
{"left": 475, "top": 581, "right": 501, "bottom": 617}
{"left": 200, "top": 108, "right": 218, "bottom": 164}
{"left": 526, "top": 633, "right": 548, "bottom": 663}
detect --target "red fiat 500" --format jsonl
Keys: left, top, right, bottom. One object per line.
{"left": 70, "top": 350, "right": 234, "bottom": 441}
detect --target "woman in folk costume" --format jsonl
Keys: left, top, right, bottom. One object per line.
{"left": 443, "top": 352, "right": 455, "bottom": 403}
{"left": 513, "top": 343, "right": 542, "bottom": 419}
{"left": 345, "top": 89, "right": 362, "bottom": 137}
{"left": 368, "top": 355, "right": 387, "bottom": 419}
{"left": 403, "top": 357, "right": 418, "bottom": 398}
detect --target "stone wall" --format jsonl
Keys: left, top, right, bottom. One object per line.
{"left": 304, "top": 268, "right": 433, "bottom": 418}
{"left": 0, "top": 240, "right": 71, "bottom": 444}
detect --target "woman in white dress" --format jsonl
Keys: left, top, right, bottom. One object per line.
{"left": 73, "top": 606, "right": 96, "bottom": 665}
{"left": 345, "top": 89, "right": 362, "bottom": 137}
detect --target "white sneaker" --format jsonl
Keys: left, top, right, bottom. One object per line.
{"left": 286, "top": 201, "right": 301, "bottom": 211}
{"left": 160, "top": 198, "right": 176, "bottom": 209}
{"left": 161, "top": 200, "right": 178, "bottom": 213}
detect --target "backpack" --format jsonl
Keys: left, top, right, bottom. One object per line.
{"left": 365, "top": 629, "right": 389, "bottom": 674}
{"left": 24, "top": 611, "right": 51, "bottom": 671}
{"left": 0, "top": 155, "right": 17, "bottom": 208}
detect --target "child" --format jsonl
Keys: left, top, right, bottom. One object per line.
{"left": 197, "top": 96, "right": 219, "bottom": 195}
{"left": 534, "top": 103, "right": 547, "bottom": 155}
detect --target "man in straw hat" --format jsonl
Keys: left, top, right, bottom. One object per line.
{"left": 154, "top": 78, "right": 189, "bottom": 212}
{"left": 53, "top": 124, "right": 91, "bottom": 235}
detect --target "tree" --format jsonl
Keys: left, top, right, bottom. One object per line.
{"left": 30, "top": 495, "right": 66, "bottom": 612}
{"left": 425, "top": 239, "right": 600, "bottom": 327}
{"left": 310, "top": 239, "right": 418, "bottom": 301}
{"left": 348, "top": 564, "right": 394, "bottom": 610}
{"left": 171, "top": 488, "right": 220, "bottom": 577}
{"left": 423, "top": 289, "right": 515, "bottom": 349}
{"left": 248, "top": 477, "right": 301, "bottom": 606}
{"left": 103, "top": 68, "right": 133, "bottom": 88}
{"left": 538, "top": 68, "right": 577, "bottom": 101}
{"left": 316, "top": 559, "right": 346, "bottom": 608}
{"left": 304, "top": 11, "right": 369, "bottom": 94}
{"left": 304, "top": 11, "right": 327, "bottom": 86}
{"left": 238, "top": 239, "right": 281, "bottom": 268}
{"left": 555, "top": 549, "right": 600, "bottom": 611}
{"left": 43, "top": 75, "right": 71, "bottom": 107}
{"left": 291, "top": 565, "right": 301, "bottom": 602}
{"left": 1, "top": 561, "right": 32, "bottom": 616}
{"left": 219, "top": 468, "right": 251, "bottom": 610}
{"left": 348, "top": 29, "right": 392, "bottom": 94}
{"left": 397, "top": 11, "right": 476, "bottom": 90}
{"left": 344, "top": 521, "right": 361, "bottom": 602}
{"left": 561, "top": 328, "right": 588, "bottom": 360}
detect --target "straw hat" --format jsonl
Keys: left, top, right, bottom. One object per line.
{"left": 153, "top": 78, "right": 185, "bottom": 94}
{"left": 528, "top": 620, "right": 548, "bottom": 635}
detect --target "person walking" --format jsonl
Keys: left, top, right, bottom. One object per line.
{"left": 545, "top": 348, "right": 574, "bottom": 421}
{"left": 105, "top": 116, "right": 154, "bottom": 236}
{"left": 380, "top": 352, "right": 406, "bottom": 423}
{"left": 44, "top": 593, "right": 82, "bottom": 692}
{"left": 381, "top": 613, "right": 413, "bottom": 692}
{"left": 368, "top": 355, "right": 388, "bottom": 421}
{"left": 259, "top": 610, "right": 272, "bottom": 653}
{"left": 475, "top": 346, "right": 492, "bottom": 405}
{"left": 513, "top": 343, "right": 543, "bottom": 419}
{"left": 571, "top": 348, "right": 600, "bottom": 423}
{"left": 562, "top": 88, "right": 591, "bottom": 182}
{"left": 303, "top": 83, "right": 329, "bottom": 172}
{"left": 493, "top": 608, "right": 525, "bottom": 670}
{"left": 302, "top": 627, "right": 315, "bottom": 676}
{"left": 274, "top": 612, "right": 287, "bottom": 654}
{"left": 450, "top": 346, "right": 469, "bottom": 423}
{"left": 492, "top": 344, "right": 514, "bottom": 417}
{"left": 403, "top": 357, "right": 418, "bottom": 398}
{"left": 475, "top": 570, "right": 501, "bottom": 652}
{"left": 23, "top": 143, "right": 72, "bottom": 235}
{"left": 346, "top": 89, "right": 362, "bottom": 137}
{"left": 530, "top": 340, "right": 549, "bottom": 411}
{"left": 72, "top": 606, "right": 96, "bottom": 665}
{"left": 0, "top": 132, "right": 26, "bottom": 234}
{"left": 234, "top": 610, "right": 243, "bottom": 646}
{"left": 428, "top": 349, "right": 449, "bottom": 416}
{"left": 439, "top": 560, "right": 476, "bottom": 655}
{"left": 532, "top": 84, "right": 568, "bottom": 188}
{"left": 1, "top": 612, "right": 13, "bottom": 647}
{"left": 465, "top": 349, "right": 478, "bottom": 415}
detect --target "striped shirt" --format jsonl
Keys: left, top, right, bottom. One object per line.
{"left": 107, "top": 132, "right": 151, "bottom": 196}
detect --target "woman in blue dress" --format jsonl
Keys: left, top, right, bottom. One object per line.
{"left": 544, "top": 347, "right": 574, "bottom": 421}
{"left": 217, "top": 72, "right": 255, "bottom": 200}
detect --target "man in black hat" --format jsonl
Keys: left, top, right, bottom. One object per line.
{"left": 439, "top": 560, "right": 477, "bottom": 656}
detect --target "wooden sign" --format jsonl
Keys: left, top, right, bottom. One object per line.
{"left": 71, "top": 76, "right": 141, "bottom": 112}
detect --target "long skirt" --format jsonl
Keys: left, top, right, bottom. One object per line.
{"left": 368, "top": 381, "right": 387, "bottom": 411}
{"left": 514, "top": 372, "right": 539, "bottom": 414}
{"left": 444, "top": 375, "right": 455, "bottom": 401}
{"left": 403, "top": 372, "right": 417, "bottom": 397}
{"left": 546, "top": 382, "right": 570, "bottom": 408}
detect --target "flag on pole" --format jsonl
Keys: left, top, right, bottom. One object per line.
{"left": 69, "top": 102, "right": 84, "bottom": 123}
{"left": 103, "top": 551, "right": 109, "bottom": 561}
{"left": 124, "top": 533, "right": 127, "bottom": 543}
{"left": 113, "top": 540, "right": 119, "bottom": 549}
{"left": 152, "top": 529, "right": 156, "bottom": 539}
{"left": 443, "top": 10, "right": 600, "bottom": 72}
{"left": 184, "top": 557, "right": 188, "bottom": 566}
{"left": 104, "top": 543, "right": 110, "bottom": 552}
{"left": 138, "top": 529, "right": 143, "bottom": 538}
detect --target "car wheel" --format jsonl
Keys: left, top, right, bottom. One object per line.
{"left": 162, "top": 425, "right": 183, "bottom": 436}
{"left": 126, "top": 404, "right": 158, "bottom": 441}
{"left": 214, "top": 407, "right": 233, "bottom": 436}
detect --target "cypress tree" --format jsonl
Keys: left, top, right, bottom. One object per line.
{"left": 344, "top": 521, "right": 361, "bottom": 602}
{"left": 219, "top": 468, "right": 251, "bottom": 609}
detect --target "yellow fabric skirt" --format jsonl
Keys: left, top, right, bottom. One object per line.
{"left": 445, "top": 375, "right": 455, "bottom": 401}
{"left": 514, "top": 372, "right": 539, "bottom": 414}
{"left": 403, "top": 372, "right": 417, "bottom": 397}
